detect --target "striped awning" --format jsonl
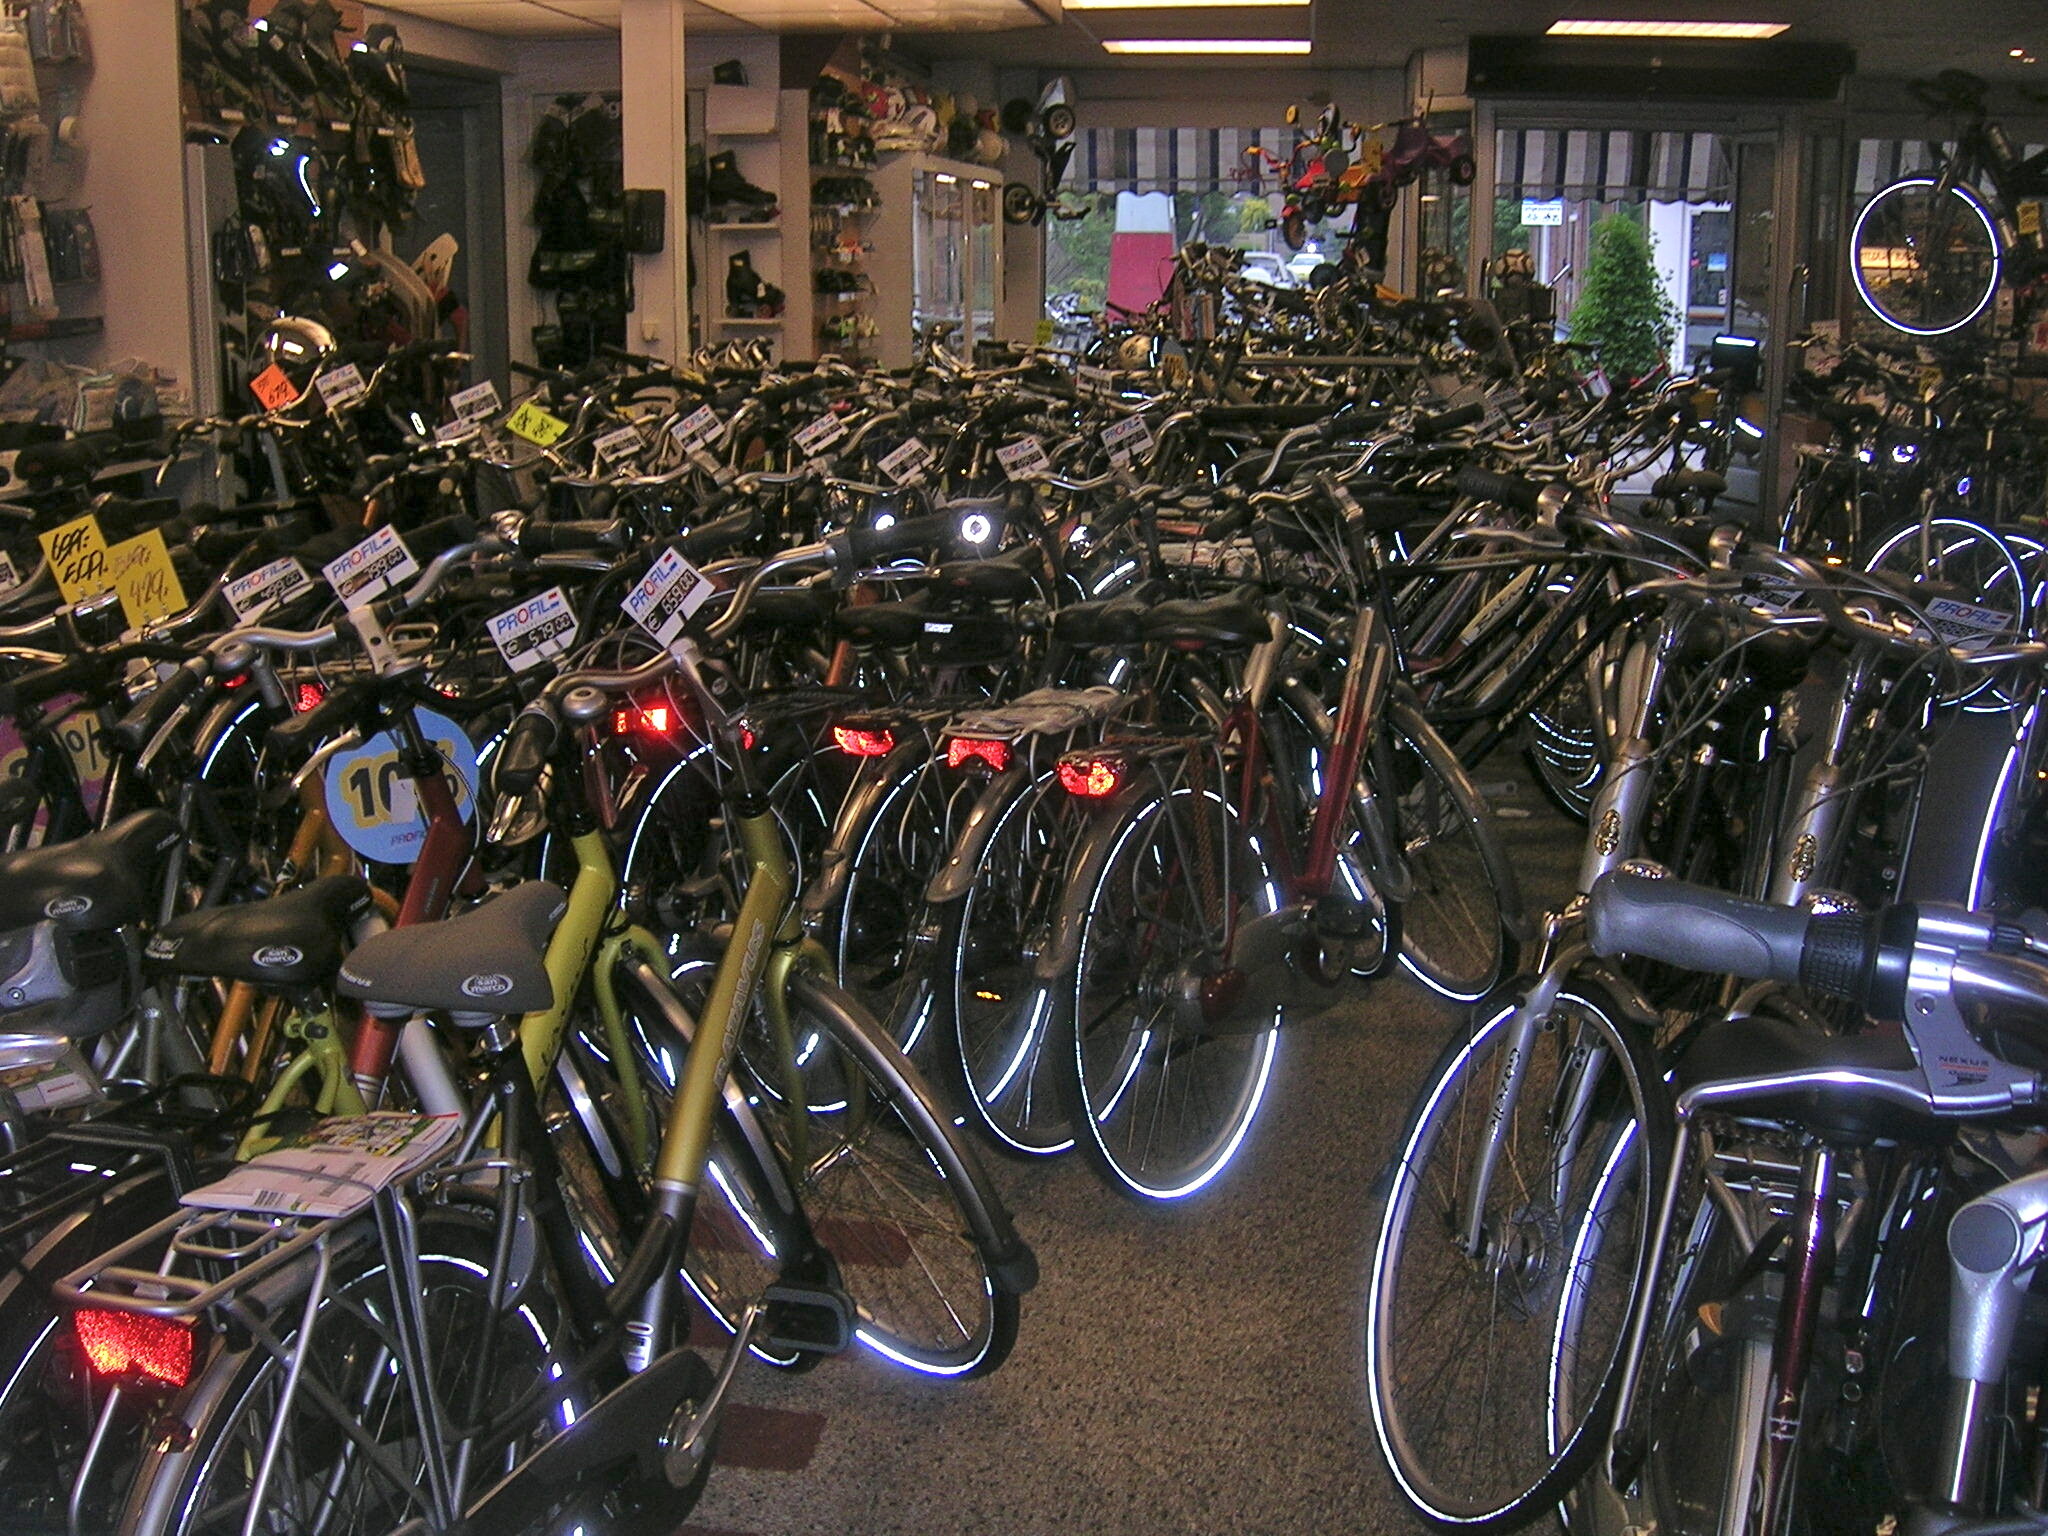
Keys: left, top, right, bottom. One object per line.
{"left": 1494, "top": 128, "right": 1731, "bottom": 202}
{"left": 1069, "top": 127, "right": 1302, "bottom": 194}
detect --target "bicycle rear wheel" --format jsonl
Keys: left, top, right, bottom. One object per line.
{"left": 1365, "top": 978, "right": 1669, "bottom": 1531}
{"left": 1058, "top": 783, "right": 1282, "bottom": 1201}
{"left": 123, "top": 1217, "right": 564, "bottom": 1536}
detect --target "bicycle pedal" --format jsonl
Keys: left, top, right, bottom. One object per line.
{"left": 759, "top": 1279, "right": 855, "bottom": 1356}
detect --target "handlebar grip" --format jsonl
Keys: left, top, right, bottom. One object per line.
{"left": 1588, "top": 872, "right": 1810, "bottom": 984}
{"left": 401, "top": 513, "right": 479, "bottom": 557}
{"left": 1412, "top": 401, "right": 1488, "bottom": 442}
{"left": 107, "top": 658, "right": 208, "bottom": 755}
{"left": 830, "top": 510, "right": 957, "bottom": 567}
{"left": 266, "top": 676, "right": 375, "bottom": 762}
{"left": 493, "top": 702, "right": 559, "bottom": 795}
{"left": 518, "top": 518, "right": 618, "bottom": 555}
{"left": 1454, "top": 464, "right": 1547, "bottom": 512}
{"left": 902, "top": 396, "right": 952, "bottom": 426}
{"left": 674, "top": 505, "right": 763, "bottom": 565}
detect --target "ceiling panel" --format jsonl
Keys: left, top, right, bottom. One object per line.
{"left": 374, "top": 0, "right": 616, "bottom": 34}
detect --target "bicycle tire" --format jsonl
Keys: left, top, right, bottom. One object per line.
{"left": 616, "top": 954, "right": 1027, "bottom": 1378}
{"left": 831, "top": 753, "right": 954, "bottom": 1055}
{"left": 1365, "top": 976, "right": 1671, "bottom": 1531}
{"left": 939, "top": 766, "right": 1081, "bottom": 1157}
{"left": 1057, "top": 782, "right": 1283, "bottom": 1201}
{"left": 1384, "top": 697, "right": 1520, "bottom": 1002}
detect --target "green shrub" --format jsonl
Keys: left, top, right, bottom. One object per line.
{"left": 1567, "top": 213, "right": 1677, "bottom": 382}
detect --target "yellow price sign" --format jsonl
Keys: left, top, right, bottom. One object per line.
{"left": 2021, "top": 201, "right": 2043, "bottom": 238}
{"left": 505, "top": 400, "right": 569, "bottom": 446}
{"left": 108, "top": 529, "right": 188, "bottom": 629}
{"left": 38, "top": 513, "right": 111, "bottom": 603}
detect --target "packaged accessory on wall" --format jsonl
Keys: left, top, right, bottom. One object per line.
{"left": 621, "top": 188, "right": 664, "bottom": 254}
{"left": 0, "top": 15, "right": 40, "bottom": 115}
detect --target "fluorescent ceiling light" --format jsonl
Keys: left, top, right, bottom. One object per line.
{"left": 1547, "top": 19, "right": 1790, "bottom": 38}
{"left": 1070, "top": 0, "right": 1307, "bottom": 7}
{"left": 1103, "top": 37, "right": 1310, "bottom": 52}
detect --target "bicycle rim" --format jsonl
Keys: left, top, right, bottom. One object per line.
{"left": 1385, "top": 708, "right": 1514, "bottom": 1003}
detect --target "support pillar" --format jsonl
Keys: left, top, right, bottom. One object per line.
{"left": 619, "top": 0, "right": 689, "bottom": 360}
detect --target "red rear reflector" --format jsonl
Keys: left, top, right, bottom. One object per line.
{"left": 832, "top": 725, "right": 895, "bottom": 757}
{"left": 1057, "top": 756, "right": 1124, "bottom": 798}
{"left": 74, "top": 1309, "right": 194, "bottom": 1388}
{"left": 740, "top": 725, "right": 758, "bottom": 751}
{"left": 946, "top": 736, "right": 1012, "bottom": 772}
{"left": 611, "top": 705, "right": 674, "bottom": 736}
{"left": 295, "top": 682, "right": 325, "bottom": 713}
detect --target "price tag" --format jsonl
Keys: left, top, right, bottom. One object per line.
{"left": 505, "top": 401, "right": 568, "bottom": 446}
{"left": 2022, "top": 200, "right": 2043, "bottom": 239}
{"left": 226, "top": 556, "right": 313, "bottom": 623}
{"left": 623, "top": 547, "right": 712, "bottom": 648}
{"left": 449, "top": 380, "right": 503, "bottom": 423}
{"left": 316, "top": 362, "right": 367, "bottom": 410}
{"left": 1078, "top": 365, "right": 1115, "bottom": 396}
{"left": 489, "top": 586, "right": 580, "bottom": 673}
{"left": 434, "top": 420, "right": 473, "bottom": 445}
{"left": 593, "top": 425, "right": 643, "bottom": 465}
{"left": 793, "top": 411, "right": 848, "bottom": 459}
{"left": 323, "top": 525, "right": 418, "bottom": 609}
{"left": 997, "top": 435, "right": 1051, "bottom": 480}
{"left": 0, "top": 550, "right": 20, "bottom": 597}
{"left": 250, "top": 364, "right": 298, "bottom": 412}
{"left": 109, "top": 530, "right": 188, "bottom": 629}
{"left": 323, "top": 706, "right": 478, "bottom": 865}
{"left": 1920, "top": 596, "right": 2015, "bottom": 654}
{"left": 878, "top": 436, "right": 933, "bottom": 486}
{"left": 39, "top": 513, "right": 111, "bottom": 603}
{"left": 671, "top": 405, "right": 720, "bottom": 453}
{"left": 1102, "top": 415, "right": 1155, "bottom": 468}
{"left": 1744, "top": 574, "right": 1805, "bottom": 616}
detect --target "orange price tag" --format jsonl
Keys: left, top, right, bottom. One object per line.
{"left": 250, "top": 364, "right": 297, "bottom": 412}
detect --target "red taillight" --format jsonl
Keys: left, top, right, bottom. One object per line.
{"left": 295, "top": 682, "right": 325, "bottom": 713}
{"left": 946, "top": 736, "right": 1012, "bottom": 772}
{"left": 832, "top": 725, "right": 896, "bottom": 757}
{"left": 611, "top": 705, "right": 674, "bottom": 736}
{"left": 1057, "top": 755, "right": 1125, "bottom": 799}
{"left": 739, "top": 725, "right": 758, "bottom": 751}
{"left": 74, "top": 1309, "right": 194, "bottom": 1388}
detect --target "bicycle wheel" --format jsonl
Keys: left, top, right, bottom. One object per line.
{"left": 1365, "top": 977, "right": 1670, "bottom": 1531}
{"left": 832, "top": 755, "right": 958, "bottom": 1054}
{"left": 1384, "top": 698, "right": 1520, "bottom": 1002}
{"left": 942, "top": 767, "right": 1082, "bottom": 1156}
{"left": 1058, "top": 782, "right": 1283, "bottom": 1201}
{"left": 623, "top": 954, "right": 1026, "bottom": 1378}
{"left": 124, "top": 1217, "right": 565, "bottom": 1536}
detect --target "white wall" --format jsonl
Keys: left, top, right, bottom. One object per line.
{"left": 79, "top": 0, "right": 193, "bottom": 384}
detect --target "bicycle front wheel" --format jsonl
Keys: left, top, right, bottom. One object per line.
{"left": 1365, "top": 978, "right": 1669, "bottom": 1531}
{"left": 1385, "top": 698, "right": 1520, "bottom": 1003}
{"left": 757, "top": 971, "right": 1027, "bottom": 1377}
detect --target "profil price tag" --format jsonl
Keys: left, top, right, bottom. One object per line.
{"left": 489, "top": 586, "right": 580, "bottom": 673}
{"left": 226, "top": 556, "right": 313, "bottom": 623}
{"left": 323, "top": 526, "right": 418, "bottom": 608}
{"left": 622, "top": 548, "right": 712, "bottom": 647}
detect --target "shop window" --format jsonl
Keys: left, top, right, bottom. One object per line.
{"left": 1493, "top": 127, "right": 1733, "bottom": 370}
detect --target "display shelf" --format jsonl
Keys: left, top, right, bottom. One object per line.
{"left": 707, "top": 222, "right": 781, "bottom": 233}
{"left": 719, "top": 315, "right": 784, "bottom": 327}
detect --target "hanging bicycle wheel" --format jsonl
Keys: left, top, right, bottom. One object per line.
{"left": 1851, "top": 177, "right": 2002, "bottom": 338}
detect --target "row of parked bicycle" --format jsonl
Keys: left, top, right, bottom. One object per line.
{"left": 0, "top": 241, "right": 2044, "bottom": 1536}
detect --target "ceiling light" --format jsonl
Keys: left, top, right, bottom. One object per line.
{"left": 1102, "top": 37, "right": 1310, "bottom": 52}
{"left": 2014, "top": 47, "right": 2028, "bottom": 56}
{"left": 1547, "top": 19, "right": 1790, "bottom": 38}
{"left": 1070, "top": 0, "right": 1308, "bottom": 7}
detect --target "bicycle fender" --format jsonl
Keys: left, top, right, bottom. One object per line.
{"left": 1030, "top": 783, "right": 1152, "bottom": 984}
{"left": 798, "top": 738, "right": 932, "bottom": 924}
{"left": 924, "top": 765, "right": 1031, "bottom": 905}
{"left": 1390, "top": 689, "right": 1535, "bottom": 943}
